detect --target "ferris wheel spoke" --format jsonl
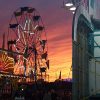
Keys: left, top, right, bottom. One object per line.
{"left": 17, "top": 35, "right": 26, "bottom": 47}
{"left": 18, "top": 25, "right": 27, "bottom": 45}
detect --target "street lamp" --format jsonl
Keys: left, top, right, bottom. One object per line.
{"left": 63, "top": 0, "right": 75, "bottom": 14}
{"left": 63, "top": 0, "right": 84, "bottom": 14}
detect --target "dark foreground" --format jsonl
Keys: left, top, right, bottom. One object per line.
{"left": 0, "top": 80, "right": 72, "bottom": 100}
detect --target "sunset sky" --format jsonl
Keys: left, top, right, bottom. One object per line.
{"left": 0, "top": 0, "right": 73, "bottom": 82}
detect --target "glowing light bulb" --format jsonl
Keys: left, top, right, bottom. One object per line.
{"left": 65, "top": 3, "right": 73, "bottom": 7}
{"left": 70, "top": 7, "right": 76, "bottom": 11}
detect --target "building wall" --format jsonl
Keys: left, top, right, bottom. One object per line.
{"left": 72, "top": 0, "right": 100, "bottom": 99}
{"left": 72, "top": 0, "right": 100, "bottom": 19}
{"left": 89, "top": 0, "right": 100, "bottom": 19}
{"left": 72, "top": 5, "right": 93, "bottom": 99}
{"left": 89, "top": 59, "right": 96, "bottom": 95}
{"left": 93, "top": 0, "right": 100, "bottom": 19}
{"left": 89, "top": 31, "right": 100, "bottom": 95}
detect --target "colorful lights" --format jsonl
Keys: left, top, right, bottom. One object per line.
{"left": 64, "top": 2, "right": 76, "bottom": 14}
{"left": 0, "top": 52, "right": 14, "bottom": 73}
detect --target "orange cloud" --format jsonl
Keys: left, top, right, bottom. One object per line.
{"left": 47, "top": 30, "right": 72, "bottom": 81}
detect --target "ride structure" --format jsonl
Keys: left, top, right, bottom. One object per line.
{"left": 0, "top": 7, "right": 49, "bottom": 82}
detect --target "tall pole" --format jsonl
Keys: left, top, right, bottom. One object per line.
{"left": 24, "top": 59, "right": 26, "bottom": 76}
{"left": 34, "top": 48, "right": 37, "bottom": 82}
{"left": 2, "top": 33, "right": 5, "bottom": 49}
{"left": 24, "top": 46, "right": 28, "bottom": 76}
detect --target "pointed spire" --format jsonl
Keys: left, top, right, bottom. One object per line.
{"left": 59, "top": 71, "right": 61, "bottom": 80}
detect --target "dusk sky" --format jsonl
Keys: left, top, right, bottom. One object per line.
{"left": 0, "top": 0, "right": 73, "bottom": 81}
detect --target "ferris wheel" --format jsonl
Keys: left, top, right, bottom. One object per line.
{"left": 7, "top": 7, "right": 49, "bottom": 80}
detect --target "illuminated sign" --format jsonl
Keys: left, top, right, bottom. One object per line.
{"left": 0, "top": 52, "right": 14, "bottom": 73}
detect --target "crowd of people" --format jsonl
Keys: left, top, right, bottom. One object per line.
{"left": 26, "top": 88, "right": 71, "bottom": 100}
{"left": 23, "top": 81, "right": 72, "bottom": 100}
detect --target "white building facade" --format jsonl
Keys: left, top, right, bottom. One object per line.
{"left": 72, "top": 0, "right": 100, "bottom": 99}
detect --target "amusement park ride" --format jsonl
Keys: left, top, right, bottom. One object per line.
{"left": 0, "top": 7, "right": 49, "bottom": 82}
